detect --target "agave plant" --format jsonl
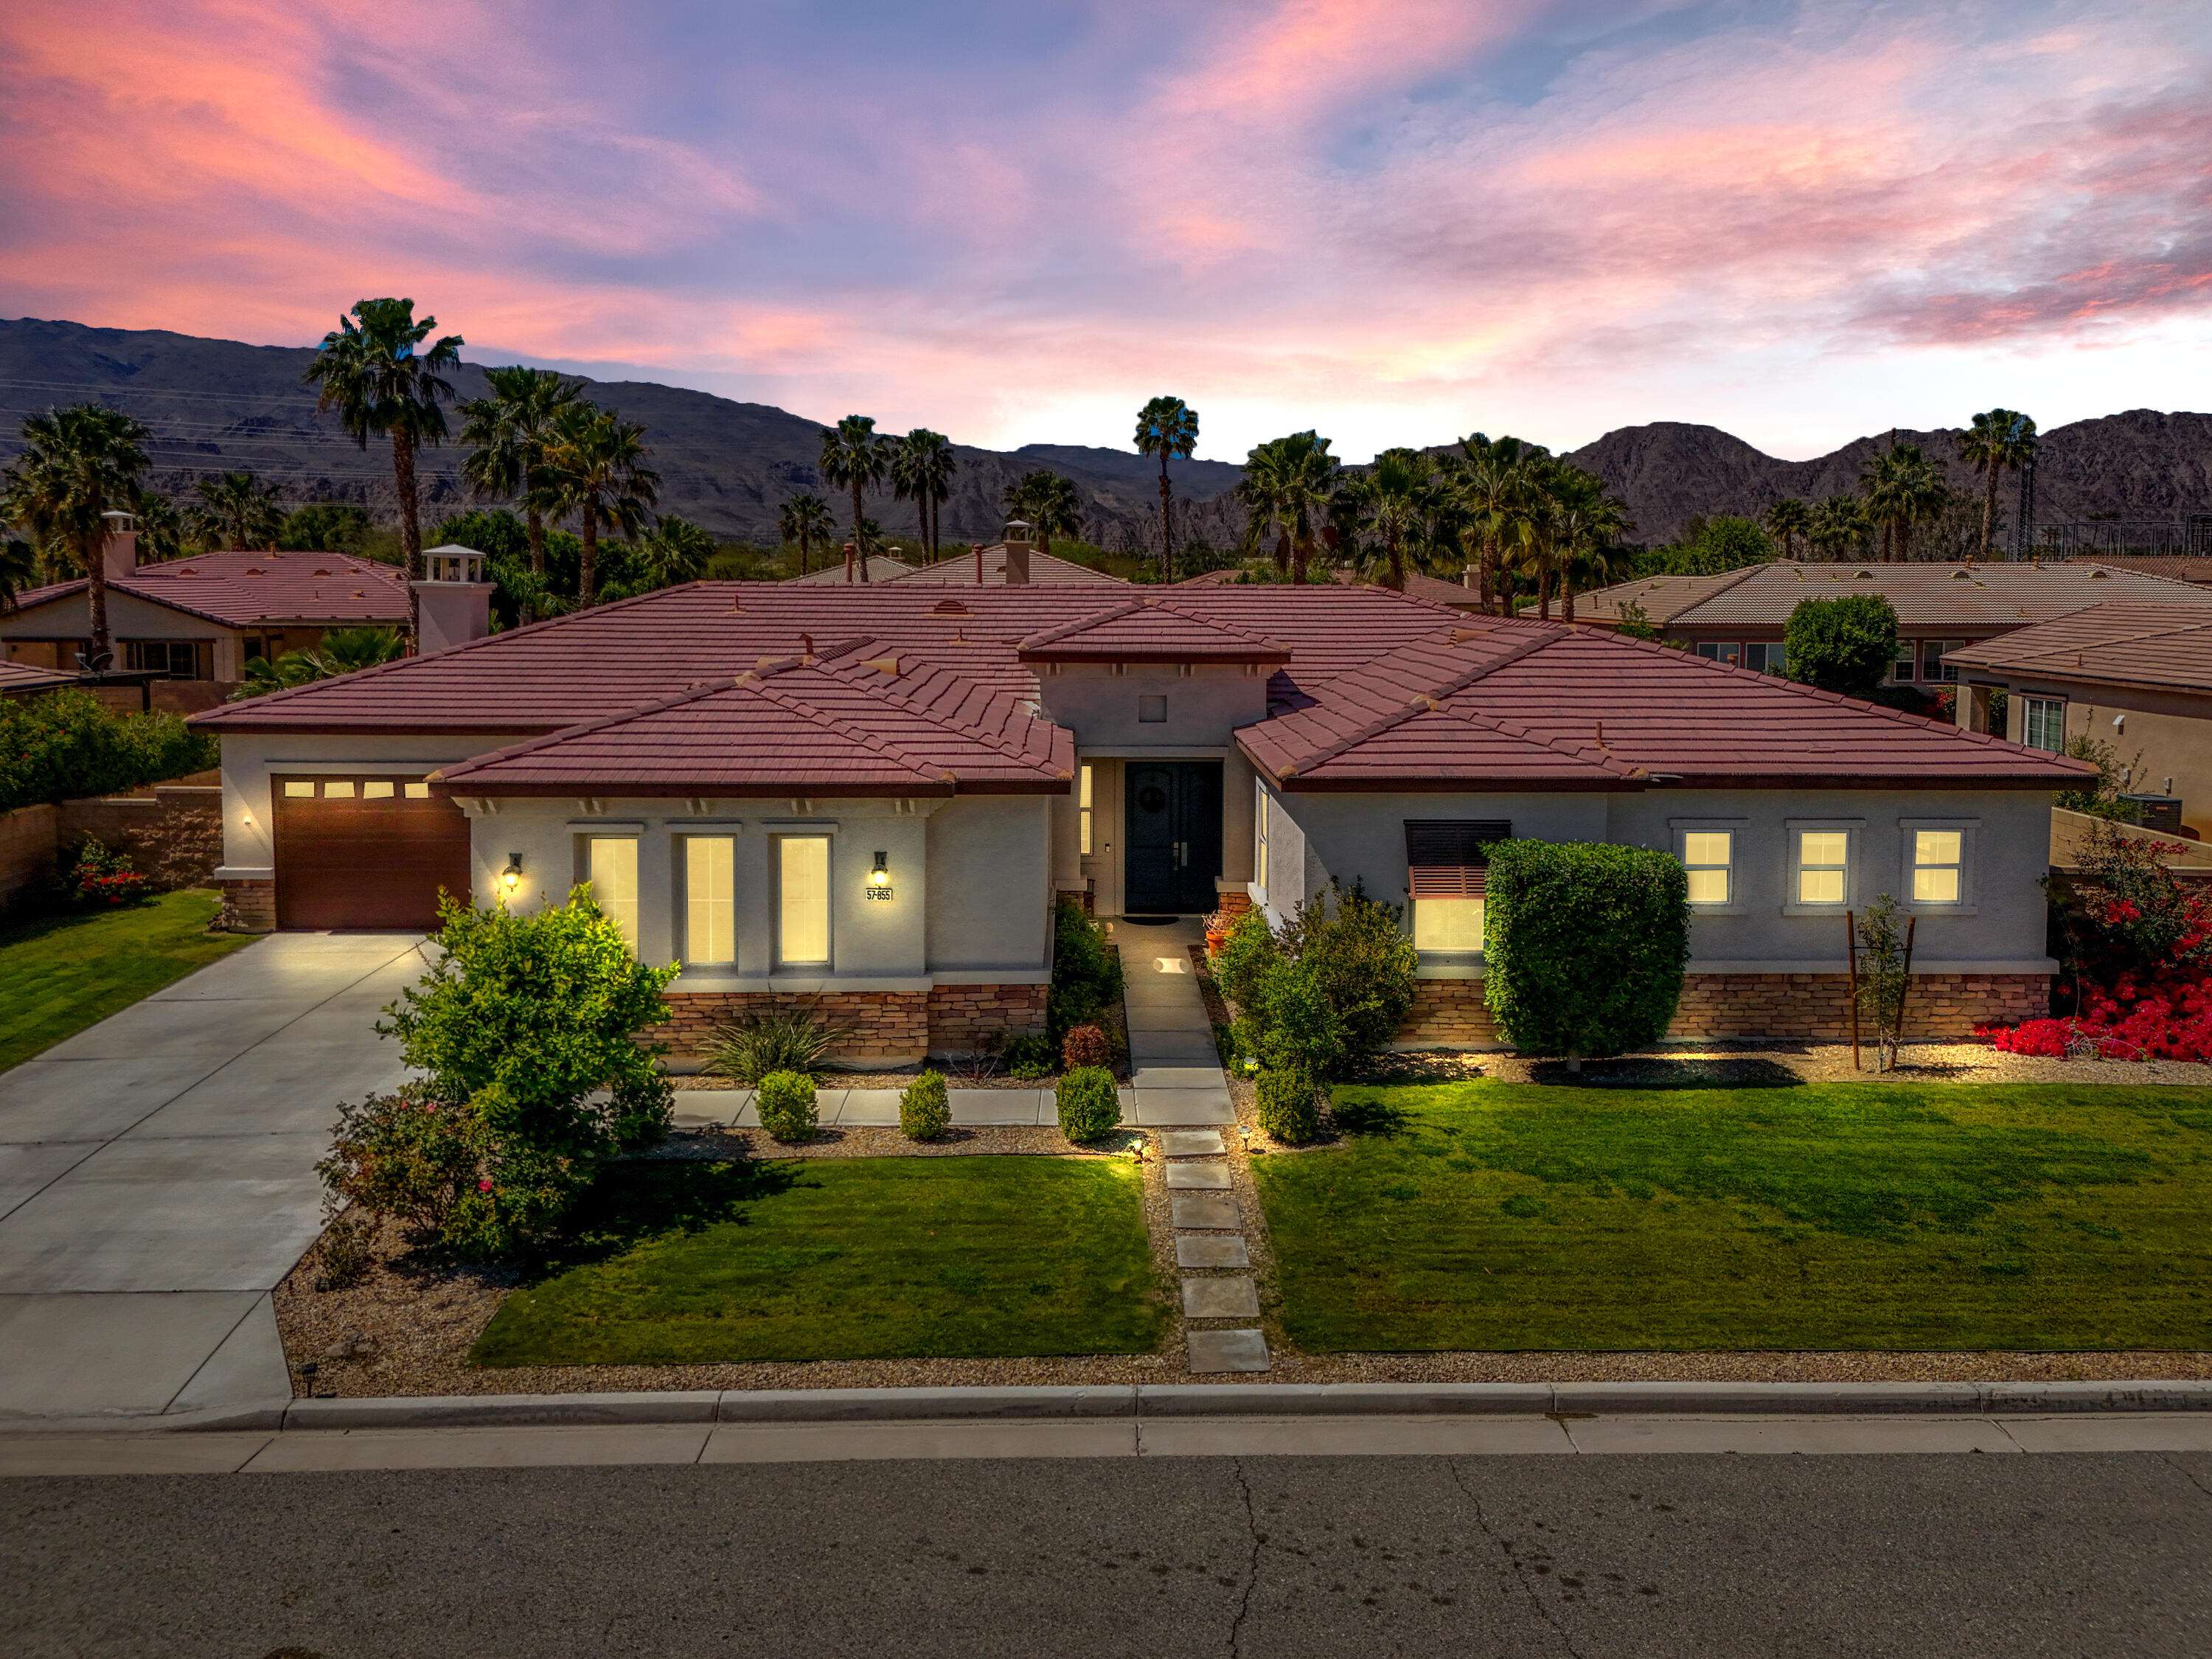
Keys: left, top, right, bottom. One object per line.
{"left": 706, "top": 1001, "right": 856, "bottom": 1084}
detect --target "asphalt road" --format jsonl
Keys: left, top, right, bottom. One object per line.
{"left": 6, "top": 1452, "right": 2210, "bottom": 1658}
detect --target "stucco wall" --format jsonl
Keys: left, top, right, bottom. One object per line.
{"left": 1034, "top": 662, "right": 1267, "bottom": 748}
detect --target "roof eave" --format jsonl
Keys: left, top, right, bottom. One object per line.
{"left": 426, "top": 777, "right": 1065, "bottom": 799}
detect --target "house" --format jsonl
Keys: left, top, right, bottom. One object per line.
{"left": 0, "top": 521, "right": 411, "bottom": 712}
{"left": 887, "top": 543, "right": 1126, "bottom": 585}
{"left": 785, "top": 554, "right": 917, "bottom": 584}
{"left": 1944, "top": 603, "right": 2212, "bottom": 839}
{"left": 2070, "top": 555, "right": 2212, "bottom": 588}
{"left": 191, "top": 540, "right": 2087, "bottom": 1061}
{"left": 1176, "top": 566, "right": 1487, "bottom": 613}
{"left": 0, "top": 660, "right": 80, "bottom": 700}
{"left": 1568, "top": 561, "right": 2212, "bottom": 687}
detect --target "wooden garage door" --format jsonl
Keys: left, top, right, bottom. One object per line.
{"left": 272, "top": 775, "right": 472, "bottom": 931}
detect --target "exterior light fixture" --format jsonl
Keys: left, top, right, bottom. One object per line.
{"left": 501, "top": 852, "right": 524, "bottom": 895}
{"left": 866, "top": 850, "right": 894, "bottom": 900}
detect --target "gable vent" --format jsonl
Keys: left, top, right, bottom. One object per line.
{"left": 933, "top": 599, "right": 970, "bottom": 615}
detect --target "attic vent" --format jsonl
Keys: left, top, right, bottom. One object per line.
{"left": 175, "top": 566, "right": 198, "bottom": 575}
{"left": 1853, "top": 570, "right": 1873, "bottom": 580}
{"left": 1447, "top": 627, "right": 1489, "bottom": 644}
{"left": 2090, "top": 568, "right": 2110, "bottom": 578}
{"left": 245, "top": 566, "right": 265, "bottom": 576}
{"left": 932, "top": 599, "right": 970, "bottom": 615}
{"left": 1950, "top": 569, "right": 1970, "bottom": 580}
{"left": 860, "top": 655, "right": 900, "bottom": 676}
{"left": 313, "top": 568, "right": 332, "bottom": 577}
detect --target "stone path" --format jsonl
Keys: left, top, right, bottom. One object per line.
{"left": 1114, "top": 919, "right": 1268, "bottom": 1374}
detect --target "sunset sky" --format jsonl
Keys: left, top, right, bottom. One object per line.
{"left": 2, "top": 0, "right": 2208, "bottom": 462}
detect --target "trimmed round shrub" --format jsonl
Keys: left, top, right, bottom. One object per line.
{"left": 1056, "top": 1065, "right": 1121, "bottom": 1142}
{"left": 1483, "top": 840, "right": 1690, "bottom": 1068}
{"left": 899, "top": 1070, "right": 950, "bottom": 1141}
{"left": 1060, "top": 1023, "right": 1109, "bottom": 1071}
{"left": 1256, "top": 1066, "right": 1321, "bottom": 1145}
{"left": 755, "top": 1069, "right": 819, "bottom": 1143}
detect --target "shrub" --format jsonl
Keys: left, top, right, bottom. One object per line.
{"left": 1483, "top": 841, "right": 1690, "bottom": 1068}
{"left": 1259, "top": 956, "right": 1344, "bottom": 1077}
{"left": 1256, "top": 1066, "right": 1321, "bottom": 1144}
{"left": 1056, "top": 1065, "right": 1121, "bottom": 1141}
{"left": 311, "top": 1206, "right": 378, "bottom": 1291}
{"left": 1784, "top": 595, "right": 1898, "bottom": 700}
{"left": 0, "top": 689, "right": 218, "bottom": 812}
{"left": 899, "top": 1070, "right": 950, "bottom": 1140}
{"left": 55, "top": 837, "right": 151, "bottom": 908}
{"left": 706, "top": 1001, "right": 855, "bottom": 1084}
{"left": 756, "top": 1070, "right": 818, "bottom": 1143}
{"left": 1003, "top": 1032, "right": 1057, "bottom": 1079}
{"left": 316, "top": 1088, "right": 492, "bottom": 1237}
{"left": 1061, "top": 1023, "right": 1109, "bottom": 1070}
{"left": 1276, "top": 880, "right": 1418, "bottom": 1057}
{"left": 1048, "top": 897, "right": 1124, "bottom": 1035}
{"left": 1214, "top": 911, "right": 1278, "bottom": 1012}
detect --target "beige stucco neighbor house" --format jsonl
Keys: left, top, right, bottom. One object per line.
{"left": 192, "top": 541, "right": 2087, "bottom": 1062}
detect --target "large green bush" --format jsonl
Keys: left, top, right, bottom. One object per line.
{"left": 1259, "top": 956, "right": 1344, "bottom": 1077}
{"left": 1256, "top": 1066, "right": 1321, "bottom": 1144}
{"left": 1214, "top": 910, "right": 1278, "bottom": 1010}
{"left": 0, "top": 689, "right": 218, "bottom": 811}
{"left": 1784, "top": 595, "right": 1898, "bottom": 700}
{"left": 1276, "top": 880, "right": 1418, "bottom": 1056}
{"left": 367, "top": 888, "right": 679, "bottom": 1256}
{"left": 1056, "top": 1065, "right": 1121, "bottom": 1141}
{"left": 899, "top": 1070, "right": 949, "bottom": 1141}
{"left": 1048, "top": 896, "right": 1124, "bottom": 1035}
{"left": 1482, "top": 841, "right": 1690, "bottom": 1069}
{"left": 756, "top": 1070, "right": 819, "bottom": 1143}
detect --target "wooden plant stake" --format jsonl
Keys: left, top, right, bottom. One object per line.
{"left": 1846, "top": 909, "right": 1860, "bottom": 1071}
{"left": 1896, "top": 914, "right": 1918, "bottom": 1062}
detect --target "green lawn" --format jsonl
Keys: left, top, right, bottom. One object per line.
{"left": 0, "top": 888, "right": 254, "bottom": 1074}
{"left": 1255, "top": 1082, "right": 2212, "bottom": 1353}
{"left": 472, "top": 1155, "right": 1166, "bottom": 1367}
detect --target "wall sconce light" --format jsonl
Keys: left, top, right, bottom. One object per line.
{"left": 501, "top": 852, "right": 524, "bottom": 896}
{"left": 866, "top": 849, "right": 894, "bottom": 900}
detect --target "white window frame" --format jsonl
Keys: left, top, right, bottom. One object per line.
{"left": 2023, "top": 696, "right": 2066, "bottom": 752}
{"left": 1898, "top": 817, "right": 1979, "bottom": 915}
{"left": 1782, "top": 818, "right": 1863, "bottom": 916}
{"left": 678, "top": 834, "right": 739, "bottom": 966}
{"left": 1921, "top": 639, "right": 1964, "bottom": 682}
{"left": 1254, "top": 784, "right": 1269, "bottom": 900}
{"left": 1671, "top": 817, "right": 1748, "bottom": 914}
{"left": 1891, "top": 641, "right": 1917, "bottom": 683}
{"left": 1742, "top": 641, "right": 1787, "bottom": 676}
{"left": 773, "top": 833, "right": 833, "bottom": 970}
{"left": 582, "top": 833, "right": 642, "bottom": 951}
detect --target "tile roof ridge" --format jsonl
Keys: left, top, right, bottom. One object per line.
{"left": 1271, "top": 625, "right": 1568, "bottom": 776}
{"left": 433, "top": 678, "right": 747, "bottom": 779}
{"left": 807, "top": 652, "right": 1062, "bottom": 770}
{"left": 1656, "top": 560, "right": 1771, "bottom": 619}
{"left": 741, "top": 672, "right": 973, "bottom": 787}
{"left": 1012, "top": 597, "right": 1150, "bottom": 649}
{"left": 1422, "top": 700, "right": 1647, "bottom": 779}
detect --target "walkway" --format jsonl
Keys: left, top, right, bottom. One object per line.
{"left": 0, "top": 933, "right": 428, "bottom": 1421}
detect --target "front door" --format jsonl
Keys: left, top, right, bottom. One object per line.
{"left": 1124, "top": 761, "right": 1222, "bottom": 913}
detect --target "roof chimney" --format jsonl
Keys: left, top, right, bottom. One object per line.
{"left": 411, "top": 543, "right": 491, "bottom": 652}
{"left": 1001, "top": 519, "right": 1033, "bottom": 587}
{"left": 1463, "top": 564, "right": 1478, "bottom": 590}
{"left": 100, "top": 509, "right": 138, "bottom": 584}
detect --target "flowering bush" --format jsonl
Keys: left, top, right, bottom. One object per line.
{"left": 57, "top": 838, "right": 151, "bottom": 908}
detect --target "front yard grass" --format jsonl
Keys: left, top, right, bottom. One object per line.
{"left": 471, "top": 1155, "right": 1164, "bottom": 1367}
{"left": 0, "top": 888, "right": 252, "bottom": 1074}
{"left": 1255, "top": 1081, "right": 2212, "bottom": 1352}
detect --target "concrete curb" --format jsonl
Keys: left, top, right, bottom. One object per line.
{"left": 8, "top": 1379, "right": 2212, "bottom": 1436}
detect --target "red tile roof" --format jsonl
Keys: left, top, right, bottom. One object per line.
{"left": 1016, "top": 597, "right": 1289, "bottom": 663}
{"left": 0, "top": 660, "right": 77, "bottom": 696}
{"left": 785, "top": 555, "right": 917, "bottom": 585}
{"left": 7, "top": 552, "right": 411, "bottom": 629}
{"left": 887, "top": 545, "right": 1127, "bottom": 585}
{"left": 1942, "top": 603, "right": 2212, "bottom": 695}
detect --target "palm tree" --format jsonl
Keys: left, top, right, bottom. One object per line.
{"left": 1547, "top": 465, "right": 1635, "bottom": 622}
{"left": 131, "top": 489, "right": 192, "bottom": 562}
{"left": 302, "top": 299, "right": 464, "bottom": 651}
{"left": 777, "top": 493, "right": 835, "bottom": 574}
{"left": 1809, "top": 494, "right": 1868, "bottom": 562}
{"left": 4, "top": 405, "right": 150, "bottom": 661}
{"left": 1005, "top": 470, "right": 1083, "bottom": 549}
{"left": 192, "top": 470, "right": 286, "bottom": 550}
{"left": 817, "top": 416, "right": 888, "bottom": 583}
{"left": 1237, "top": 431, "right": 1338, "bottom": 584}
{"left": 1961, "top": 408, "right": 2037, "bottom": 563}
{"left": 459, "top": 366, "right": 583, "bottom": 622}
{"left": 634, "top": 515, "right": 717, "bottom": 587}
{"left": 0, "top": 535, "right": 35, "bottom": 613}
{"left": 1343, "top": 448, "right": 1437, "bottom": 591}
{"left": 1135, "top": 397, "right": 1200, "bottom": 582}
{"left": 889, "top": 429, "right": 957, "bottom": 560}
{"left": 539, "top": 405, "right": 659, "bottom": 605}
{"left": 1762, "top": 497, "right": 1811, "bottom": 561}
{"left": 1445, "top": 433, "right": 1543, "bottom": 613}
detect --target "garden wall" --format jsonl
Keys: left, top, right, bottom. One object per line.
{"left": 647, "top": 983, "right": 1048, "bottom": 1068}
{"left": 0, "top": 783, "right": 222, "bottom": 914}
{"left": 1397, "top": 971, "right": 2051, "bottom": 1048}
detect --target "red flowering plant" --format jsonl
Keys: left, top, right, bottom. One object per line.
{"left": 1979, "top": 818, "right": 2212, "bottom": 1061}
{"left": 57, "top": 838, "right": 152, "bottom": 909}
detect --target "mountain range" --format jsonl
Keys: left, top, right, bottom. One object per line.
{"left": 3, "top": 316, "right": 2206, "bottom": 553}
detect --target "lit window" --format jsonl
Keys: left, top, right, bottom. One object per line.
{"left": 1797, "top": 830, "right": 1848, "bottom": 905}
{"left": 1682, "top": 831, "right": 1733, "bottom": 904}
{"left": 323, "top": 779, "right": 355, "bottom": 799}
{"left": 1255, "top": 790, "right": 1269, "bottom": 896}
{"left": 2024, "top": 697, "right": 2065, "bottom": 751}
{"left": 1913, "top": 830, "right": 1963, "bottom": 903}
{"left": 778, "top": 836, "right": 831, "bottom": 965}
{"left": 1079, "top": 763, "right": 1093, "bottom": 856}
{"left": 684, "top": 837, "right": 736, "bottom": 964}
{"left": 403, "top": 782, "right": 430, "bottom": 799}
{"left": 1405, "top": 818, "right": 1508, "bottom": 953}
{"left": 362, "top": 781, "right": 394, "bottom": 800}
{"left": 282, "top": 781, "right": 315, "bottom": 798}
{"left": 1138, "top": 695, "right": 1167, "bottom": 723}
{"left": 588, "top": 837, "right": 640, "bottom": 950}
{"left": 1413, "top": 894, "right": 1484, "bottom": 950}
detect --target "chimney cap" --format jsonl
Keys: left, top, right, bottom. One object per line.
{"left": 101, "top": 509, "right": 138, "bottom": 529}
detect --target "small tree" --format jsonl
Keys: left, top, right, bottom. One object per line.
{"left": 1483, "top": 841, "right": 1690, "bottom": 1071}
{"left": 1784, "top": 595, "right": 1898, "bottom": 700}
{"left": 1853, "top": 895, "right": 1912, "bottom": 1071}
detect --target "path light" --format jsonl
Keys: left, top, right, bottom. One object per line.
{"left": 501, "top": 852, "right": 524, "bottom": 895}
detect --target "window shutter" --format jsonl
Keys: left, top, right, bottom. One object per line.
{"left": 1405, "top": 820, "right": 1509, "bottom": 898}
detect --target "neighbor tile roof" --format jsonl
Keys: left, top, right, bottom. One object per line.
{"left": 1941, "top": 604, "right": 2212, "bottom": 696}
{"left": 7, "top": 552, "right": 411, "bottom": 628}
{"left": 1571, "top": 560, "right": 2212, "bottom": 633}
{"left": 0, "top": 660, "right": 77, "bottom": 695}
{"left": 785, "top": 555, "right": 917, "bottom": 585}
{"left": 2069, "top": 556, "right": 2212, "bottom": 587}
{"left": 886, "top": 545, "right": 1127, "bottom": 585}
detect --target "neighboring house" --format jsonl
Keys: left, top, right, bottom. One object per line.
{"left": 886, "top": 543, "right": 1127, "bottom": 585}
{"left": 785, "top": 554, "right": 917, "bottom": 585}
{"left": 1569, "top": 561, "right": 2212, "bottom": 687}
{"left": 0, "top": 660, "right": 79, "bottom": 700}
{"left": 0, "top": 526, "right": 410, "bottom": 713}
{"left": 1944, "top": 603, "right": 2212, "bottom": 839}
{"left": 1177, "top": 567, "right": 1487, "bottom": 612}
{"left": 192, "top": 540, "right": 2086, "bottom": 1060}
{"left": 2073, "top": 555, "right": 2212, "bottom": 588}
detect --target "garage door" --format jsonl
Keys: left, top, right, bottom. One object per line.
{"left": 272, "top": 775, "right": 472, "bottom": 931}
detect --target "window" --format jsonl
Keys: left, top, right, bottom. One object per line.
{"left": 323, "top": 779, "right": 355, "bottom": 799}
{"left": 1742, "top": 641, "right": 1787, "bottom": 675}
{"left": 123, "top": 640, "right": 201, "bottom": 678}
{"left": 1079, "top": 763, "right": 1093, "bottom": 856}
{"left": 1138, "top": 695, "right": 1167, "bottom": 723}
{"left": 1922, "top": 639, "right": 1964, "bottom": 681}
{"left": 404, "top": 782, "right": 431, "bottom": 799}
{"left": 283, "top": 780, "right": 315, "bottom": 799}
{"left": 1682, "top": 830, "right": 1733, "bottom": 904}
{"left": 777, "top": 835, "right": 831, "bottom": 965}
{"left": 1796, "top": 830, "right": 1849, "bottom": 905}
{"left": 2024, "top": 697, "right": 2065, "bottom": 751}
{"left": 1891, "top": 641, "right": 1916, "bottom": 682}
{"left": 588, "top": 837, "right": 640, "bottom": 950}
{"left": 1694, "top": 642, "right": 1741, "bottom": 667}
{"left": 1912, "top": 830, "right": 1963, "bottom": 903}
{"left": 1405, "top": 819, "right": 1509, "bottom": 954}
{"left": 362, "top": 781, "right": 394, "bottom": 800}
{"left": 1254, "top": 790, "right": 1269, "bottom": 895}
{"left": 683, "top": 837, "right": 736, "bottom": 964}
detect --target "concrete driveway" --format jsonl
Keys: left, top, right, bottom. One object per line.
{"left": 0, "top": 933, "right": 429, "bottom": 1421}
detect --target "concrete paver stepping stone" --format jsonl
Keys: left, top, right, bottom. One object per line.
{"left": 834, "top": 1090, "right": 903, "bottom": 1126}
{"left": 1131, "top": 1065, "right": 1230, "bottom": 1090}
{"left": 1186, "top": 1329, "right": 1270, "bottom": 1373}
{"left": 1164, "top": 1163, "right": 1230, "bottom": 1191}
{"left": 1127, "top": 1028, "right": 1222, "bottom": 1058}
{"left": 1175, "top": 1235, "right": 1250, "bottom": 1269}
{"left": 1158, "top": 1130, "right": 1225, "bottom": 1156}
{"left": 1131, "top": 1091, "right": 1237, "bottom": 1127}
{"left": 1181, "top": 1276, "right": 1262, "bottom": 1319}
{"left": 1169, "top": 1193, "right": 1240, "bottom": 1230}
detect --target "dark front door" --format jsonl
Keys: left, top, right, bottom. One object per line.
{"left": 1124, "top": 761, "right": 1222, "bottom": 913}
